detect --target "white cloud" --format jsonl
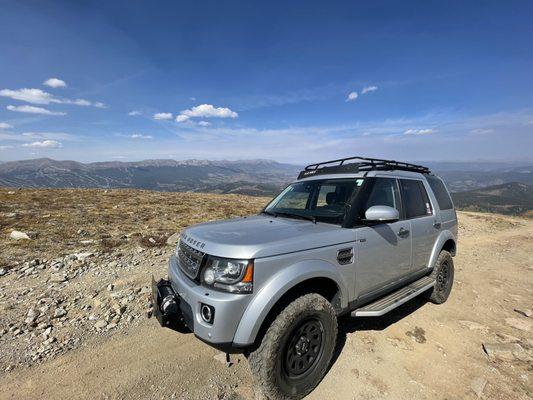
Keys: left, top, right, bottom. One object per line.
{"left": 404, "top": 128, "right": 435, "bottom": 135}
{"left": 22, "top": 140, "right": 63, "bottom": 148}
{"left": 128, "top": 110, "right": 141, "bottom": 116}
{"left": 71, "top": 99, "right": 106, "bottom": 108}
{"left": 0, "top": 88, "right": 60, "bottom": 104}
{"left": 73, "top": 99, "right": 91, "bottom": 106}
{"left": 43, "top": 78, "right": 67, "bottom": 88}
{"left": 180, "top": 104, "right": 238, "bottom": 119}
{"left": 346, "top": 92, "right": 358, "bottom": 102}
{"left": 175, "top": 115, "right": 189, "bottom": 122}
{"left": 130, "top": 134, "right": 153, "bottom": 139}
{"left": 361, "top": 86, "right": 378, "bottom": 94}
{"left": 154, "top": 112, "right": 173, "bottom": 120}
{"left": 0, "top": 145, "right": 13, "bottom": 150}
{"left": 0, "top": 87, "right": 104, "bottom": 108}
{"left": 198, "top": 121, "right": 211, "bottom": 127}
{"left": 6, "top": 105, "right": 66, "bottom": 115}
{"left": 0, "top": 122, "right": 12, "bottom": 129}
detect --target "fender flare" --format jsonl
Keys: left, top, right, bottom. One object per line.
{"left": 428, "top": 230, "right": 456, "bottom": 269}
{"left": 232, "top": 260, "right": 349, "bottom": 346}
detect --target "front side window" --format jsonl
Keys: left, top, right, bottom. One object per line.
{"left": 400, "top": 179, "right": 433, "bottom": 218}
{"left": 364, "top": 178, "right": 401, "bottom": 211}
{"left": 264, "top": 178, "right": 363, "bottom": 225}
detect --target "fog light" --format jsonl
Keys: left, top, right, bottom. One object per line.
{"left": 201, "top": 304, "right": 214, "bottom": 324}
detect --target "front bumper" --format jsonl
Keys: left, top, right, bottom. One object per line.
{"left": 161, "top": 255, "right": 252, "bottom": 351}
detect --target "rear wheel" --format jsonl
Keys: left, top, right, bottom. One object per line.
{"left": 427, "top": 250, "right": 454, "bottom": 304}
{"left": 247, "top": 293, "right": 337, "bottom": 400}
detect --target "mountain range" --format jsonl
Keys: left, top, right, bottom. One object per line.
{"left": 0, "top": 158, "right": 300, "bottom": 196}
{"left": 0, "top": 158, "right": 532, "bottom": 214}
{"left": 451, "top": 182, "right": 533, "bottom": 216}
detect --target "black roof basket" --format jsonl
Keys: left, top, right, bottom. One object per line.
{"left": 297, "top": 156, "right": 430, "bottom": 180}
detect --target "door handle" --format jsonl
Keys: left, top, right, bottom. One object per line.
{"left": 433, "top": 221, "right": 441, "bottom": 229}
{"left": 398, "top": 227, "right": 410, "bottom": 238}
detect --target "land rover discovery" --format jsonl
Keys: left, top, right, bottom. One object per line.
{"left": 151, "top": 156, "right": 457, "bottom": 399}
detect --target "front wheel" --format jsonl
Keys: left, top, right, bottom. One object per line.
{"left": 247, "top": 293, "right": 337, "bottom": 400}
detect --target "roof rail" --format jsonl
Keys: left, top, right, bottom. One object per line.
{"left": 297, "top": 156, "right": 430, "bottom": 180}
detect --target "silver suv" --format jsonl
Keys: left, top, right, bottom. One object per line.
{"left": 151, "top": 156, "right": 457, "bottom": 400}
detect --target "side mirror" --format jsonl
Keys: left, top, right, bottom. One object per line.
{"left": 364, "top": 205, "right": 399, "bottom": 223}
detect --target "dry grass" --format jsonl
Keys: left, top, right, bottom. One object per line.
{"left": 0, "top": 188, "right": 269, "bottom": 266}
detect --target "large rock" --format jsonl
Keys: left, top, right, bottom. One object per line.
{"left": 25, "top": 308, "right": 39, "bottom": 325}
{"left": 483, "top": 343, "right": 531, "bottom": 362}
{"left": 94, "top": 320, "right": 107, "bottom": 330}
{"left": 72, "top": 252, "right": 94, "bottom": 261}
{"left": 9, "top": 230, "right": 30, "bottom": 241}
{"left": 53, "top": 307, "right": 67, "bottom": 319}
{"left": 166, "top": 232, "right": 181, "bottom": 246}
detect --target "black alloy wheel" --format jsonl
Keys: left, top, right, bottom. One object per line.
{"left": 283, "top": 318, "right": 325, "bottom": 378}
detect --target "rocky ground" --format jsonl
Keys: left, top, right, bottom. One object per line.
{"left": 0, "top": 188, "right": 531, "bottom": 400}
{"left": 0, "top": 188, "right": 267, "bottom": 374}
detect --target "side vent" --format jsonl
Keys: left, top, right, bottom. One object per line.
{"left": 337, "top": 247, "right": 354, "bottom": 265}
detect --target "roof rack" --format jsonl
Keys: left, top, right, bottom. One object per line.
{"left": 297, "top": 156, "right": 430, "bottom": 180}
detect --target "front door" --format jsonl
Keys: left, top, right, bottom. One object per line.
{"left": 353, "top": 177, "right": 412, "bottom": 298}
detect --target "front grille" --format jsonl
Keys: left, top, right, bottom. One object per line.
{"left": 177, "top": 241, "right": 206, "bottom": 280}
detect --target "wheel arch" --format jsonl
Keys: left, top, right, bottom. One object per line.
{"left": 428, "top": 231, "right": 457, "bottom": 270}
{"left": 233, "top": 260, "right": 347, "bottom": 347}
{"left": 441, "top": 238, "right": 456, "bottom": 256}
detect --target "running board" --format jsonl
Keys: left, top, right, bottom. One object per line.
{"left": 351, "top": 276, "right": 435, "bottom": 317}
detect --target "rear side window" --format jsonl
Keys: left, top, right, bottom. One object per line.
{"left": 426, "top": 176, "right": 454, "bottom": 210}
{"left": 400, "top": 179, "right": 433, "bottom": 218}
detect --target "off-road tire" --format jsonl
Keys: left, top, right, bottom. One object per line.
{"left": 247, "top": 293, "right": 337, "bottom": 400}
{"left": 427, "top": 250, "right": 454, "bottom": 304}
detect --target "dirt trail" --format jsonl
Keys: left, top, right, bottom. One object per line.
{"left": 1, "top": 211, "right": 532, "bottom": 400}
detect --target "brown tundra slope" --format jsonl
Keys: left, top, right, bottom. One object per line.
{"left": 0, "top": 188, "right": 531, "bottom": 400}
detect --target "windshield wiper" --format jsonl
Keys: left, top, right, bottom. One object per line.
{"left": 260, "top": 210, "right": 277, "bottom": 217}
{"left": 274, "top": 211, "right": 317, "bottom": 224}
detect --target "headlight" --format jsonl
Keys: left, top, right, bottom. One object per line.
{"left": 202, "top": 256, "right": 253, "bottom": 293}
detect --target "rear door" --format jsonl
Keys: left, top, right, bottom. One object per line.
{"left": 354, "top": 177, "right": 412, "bottom": 297}
{"left": 399, "top": 178, "right": 437, "bottom": 272}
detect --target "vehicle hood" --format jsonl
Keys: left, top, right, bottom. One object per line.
{"left": 180, "top": 215, "right": 349, "bottom": 259}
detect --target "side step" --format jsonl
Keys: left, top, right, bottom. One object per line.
{"left": 351, "top": 276, "right": 435, "bottom": 317}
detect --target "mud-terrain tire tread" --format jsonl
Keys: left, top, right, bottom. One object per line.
{"left": 428, "top": 250, "right": 454, "bottom": 304}
{"left": 247, "top": 293, "right": 337, "bottom": 400}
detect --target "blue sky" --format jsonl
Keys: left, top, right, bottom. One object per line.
{"left": 0, "top": 0, "right": 532, "bottom": 164}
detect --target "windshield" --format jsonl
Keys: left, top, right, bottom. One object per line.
{"left": 264, "top": 178, "right": 364, "bottom": 225}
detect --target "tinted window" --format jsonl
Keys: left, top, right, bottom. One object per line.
{"left": 427, "top": 176, "right": 453, "bottom": 210}
{"left": 400, "top": 179, "right": 433, "bottom": 218}
{"left": 364, "top": 178, "right": 400, "bottom": 211}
